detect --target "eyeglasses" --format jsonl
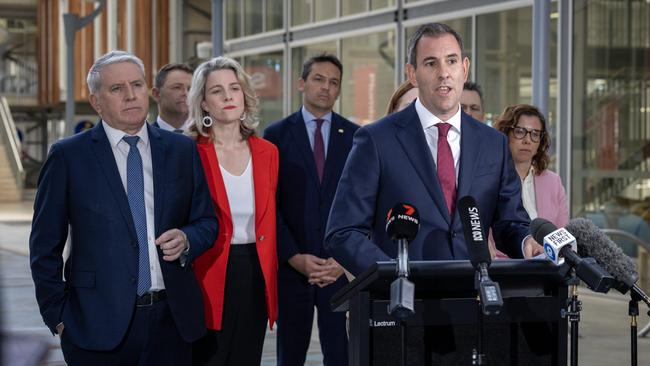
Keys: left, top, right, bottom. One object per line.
{"left": 509, "top": 126, "right": 544, "bottom": 143}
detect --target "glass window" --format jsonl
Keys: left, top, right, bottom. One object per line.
{"left": 475, "top": 8, "right": 535, "bottom": 124}
{"left": 340, "top": 31, "right": 396, "bottom": 125}
{"left": 290, "top": 42, "right": 337, "bottom": 111}
{"left": 292, "top": 0, "right": 312, "bottom": 27}
{"left": 225, "top": 0, "right": 241, "bottom": 39}
{"left": 371, "top": 0, "right": 395, "bottom": 11}
{"left": 183, "top": 0, "right": 212, "bottom": 62}
{"left": 572, "top": 0, "right": 650, "bottom": 257}
{"left": 342, "top": 1, "right": 367, "bottom": 16}
{"left": 314, "top": 0, "right": 336, "bottom": 22}
{"left": 266, "top": 0, "right": 283, "bottom": 31}
{"left": 244, "top": 0, "right": 263, "bottom": 36}
{"left": 242, "top": 51, "right": 284, "bottom": 129}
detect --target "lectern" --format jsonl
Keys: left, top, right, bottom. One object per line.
{"left": 331, "top": 260, "right": 570, "bottom": 366}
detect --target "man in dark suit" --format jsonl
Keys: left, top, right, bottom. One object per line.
{"left": 29, "top": 50, "right": 218, "bottom": 365}
{"left": 264, "top": 53, "right": 358, "bottom": 366}
{"left": 151, "top": 63, "right": 193, "bottom": 132}
{"left": 325, "top": 23, "right": 543, "bottom": 277}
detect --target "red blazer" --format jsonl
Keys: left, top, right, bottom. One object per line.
{"left": 194, "top": 135, "right": 278, "bottom": 331}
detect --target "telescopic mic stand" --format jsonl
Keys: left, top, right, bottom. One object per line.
{"left": 473, "top": 264, "right": 503, "bottom": 366}
{"left": 565, "top": 272, "right": 581, "bottom": 366}
{"left": 389, "top": 237, "right": 414, "bottom": 366}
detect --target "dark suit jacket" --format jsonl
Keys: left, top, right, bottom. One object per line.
{"left": 325, "top": 104, "right": 531, "bottom": 276}
{"left": 29, "top": 122, "right": 218, "bottom": 350}
{"left": 264, "top": 110, "right": 359, "bottom": 264}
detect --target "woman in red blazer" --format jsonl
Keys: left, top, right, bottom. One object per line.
{"left": 187, "top": 56, "right": 278, "bottom": 366}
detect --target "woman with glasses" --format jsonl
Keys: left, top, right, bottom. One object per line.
{"left": 493, "top": 104, "right": 569, "bottom": 228}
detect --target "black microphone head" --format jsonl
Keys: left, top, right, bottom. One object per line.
{"left": 457, "top": 196, "right": 491, "bottom": 267}
{"left": 386, "top": 203, "right": 420, "bottom": 242}
{"left": 531, "top": 218, "right": 558, "bottom": 244}
{"left": 567, "top": 217, "right": 639, "bottom": 289}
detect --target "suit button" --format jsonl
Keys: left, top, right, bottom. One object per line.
{"left": 259, "top": 235, "right": 265, "bottom": 241}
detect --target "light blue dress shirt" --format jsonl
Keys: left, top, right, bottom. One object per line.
{"left": 301, "top": 106, "right": 331, "bottom": 157}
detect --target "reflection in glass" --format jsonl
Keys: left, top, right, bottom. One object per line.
{"left": 225, "top": 0, "right": 241, "bottom": 39}
{"left": 572, "top": 0, "right": 650, "bottom": 256}
{"left": 292, "top": 0, "right": 311, "bottom": 27}
{"left": 266, "top": 0, "right": 283, "bottom": 31}
{"left": 340, "top": 31, "right": 395, "bottom": 125}
{"left": 241, "top": 51, "right": 284, "bottom": 130}
{"left": 244, "top": 0, "right": 263, "bottom": 36}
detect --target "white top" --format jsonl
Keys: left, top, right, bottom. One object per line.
{"left": 102, "top": 121, "right": 165, "bottom": 291}
{"left": 416, "top": 98, "right": 462, "bottom": 181}
{"left": 220, "top": 159, "right": 256, "bottom": 244}
{"left": 521, "top": 167, "right": 538, "bottom": 220}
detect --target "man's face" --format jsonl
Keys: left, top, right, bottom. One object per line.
{"left": 460, "top": 89, "right": 485, "bottom": 121}
{"left": 406, "top": 34, "right": 469, "bottom": 121}
{"left": 152, "top": 70, "right": 192, "bottom": 119}
{"left": 89, "top": 62, "right": 149, "bottom": 133}
{"left": 299, "top": 61, "right": 341, "bottom": 116}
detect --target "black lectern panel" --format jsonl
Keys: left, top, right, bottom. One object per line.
{"left": 331, "top": 260, "right": 569, "bottom": 366}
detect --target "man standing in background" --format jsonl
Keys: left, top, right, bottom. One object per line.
{"left": 461, "top": 81, "right": 486, "bottom": 122}
{"left": 152, "top": 63, "right": 193, "bottom": 132}
{"left": 264, "top": 53, "right": 359, "bottom": 366}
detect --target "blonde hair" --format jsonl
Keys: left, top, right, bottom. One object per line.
{"left": 187, "top": 56, "right": 259, "bottom": 140}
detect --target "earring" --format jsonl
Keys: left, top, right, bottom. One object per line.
{"left": 202, "top": 115, "right": 213, "bottom": 128}
{"left": 239, "top": 112, "right": 246, "bottom": 121}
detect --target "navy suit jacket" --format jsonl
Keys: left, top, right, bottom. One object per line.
{"left": 325, "top": 104, "right": 530, "bottom": 276}
{"left": 29, "top": 122, "right": 218, "bottom": 350}
{"left": 264, "top": 110, "right": 359, "bottom": 264}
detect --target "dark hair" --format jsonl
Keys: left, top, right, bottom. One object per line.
{"left": 300, "top": 53, "right": 343, "bottom": 80}
{"left": 407, "top": 23, "right": 464, "bottom": 68}
{"left": 386, "top": 81, "right": 416, "bottom": 115}
{"left": 493, "top": 104, "right": 551, "bottom": 174}
{"left": 154, "top": 63, "right": 194, "bottom": 89}
{"left": 463, "top": 81, "right": 484, "bottom": 104}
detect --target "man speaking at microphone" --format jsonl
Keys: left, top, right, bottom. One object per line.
{"left": 325, "top": 23, "right": 543, "bottom": 276}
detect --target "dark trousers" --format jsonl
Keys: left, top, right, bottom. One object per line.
{"left": 277, "top": 266, "right": 349, "bottom": 366}
{"left": 60, "top": 299, "right": 190, "bottom": 366}
{"left": 193, "top": 243, "right": 268, "bottom": 366}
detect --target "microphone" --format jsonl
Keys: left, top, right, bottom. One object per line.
{"left": 386, "top": 203, "right": 419, "bottom": 320}
{"left": 458, "top": 196, "right": 503, "bottom": 315}
{"left": 531, "top": 218, "right": 615, "bottom": 293}
{"left": 567, "top": 218, "right": 650, "bottom": 308}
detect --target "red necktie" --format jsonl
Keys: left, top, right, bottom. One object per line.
{"left": 436, "top": 123, "right": 456, "bottom": 215}
{"left": 313, "top": 119, "right": 325, "bottom": 182}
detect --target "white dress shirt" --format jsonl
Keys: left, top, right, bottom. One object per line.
{"left": 156, "top": 116, "right": 191, "bottom": 133}
{"left": 102, "top": 121, "right": 165, "bottom": 291}
{"left": 415, "top": 98, "right": 462, "bottom": 181}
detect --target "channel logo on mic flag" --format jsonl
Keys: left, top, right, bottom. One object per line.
{"left": 544, "top": 243, "right": 556, "bottom": 261}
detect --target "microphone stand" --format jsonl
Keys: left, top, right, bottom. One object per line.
{"left": 389, "top": 238, "right": 414, "bottom": 366}
{"left": 472, "top": 264, "right": 502, "bottom": 365}
{"left": 629, "top": 290, "right": 642, "bottom": 366}
{"left": 566, "top": 272, "right": 581, "bottom": 366}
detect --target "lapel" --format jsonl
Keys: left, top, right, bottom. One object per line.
{"left": 249, "top": 136, "right": 271, "bottom": 228}
{"left": 89, "top": 122, "right": 137, "bottom": 240}
{"left": 394, "top": 105, "right": 451, "bottom": 224}
{"left": 288, "top": 111, "right": 321, "bottom": 187}
{"left": 456, "top": 113, "right": 483, "bottom": 203}
{"left": 321, "top": 113, "right": 348, "bottom": 190}
{"left": 196, "top": 138, "right": 233, "bottom": 232}
{"left": 148, "top": 124, "right": 166, "bottom": 235}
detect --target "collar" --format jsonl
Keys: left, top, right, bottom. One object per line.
{"left": 415, "top": 98, "right": 462, "bottom": 133}
{"left": 301, "top": 106, "right": 333, "bottom": 124}
{"left": 102, "top": 120, "right": 150, "bottom": 148}
{"left": 157, "top": 115, "right": 190, "bottom": 132}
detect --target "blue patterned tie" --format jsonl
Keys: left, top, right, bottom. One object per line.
{"left": 123, "top": 136, "right": 151, "bottom": 296}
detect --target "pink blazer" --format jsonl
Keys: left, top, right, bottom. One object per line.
{"left": 533, "top": 169, "right": 569, "bottom": 228}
